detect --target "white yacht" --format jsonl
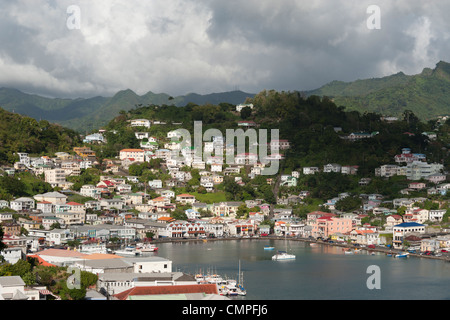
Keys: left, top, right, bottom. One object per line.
{"left": 114, "top": 246, "right": 142, "bottom": 256}
{"left": 272, "top": 250, "right": 296, "bottom": 260}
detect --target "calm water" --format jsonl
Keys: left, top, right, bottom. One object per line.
{"left": 151, "top": 239, "right": 450, "bottom": 300}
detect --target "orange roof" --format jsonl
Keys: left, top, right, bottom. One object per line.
{"left": 83, "top": 253, "right": 123, "bottom": 260}
{"left": 152, "top": 197, "right": 167, "bottom": 202}
{"left": 176, "top": 194, "right": 195, "bottom": 197}
{"left": 35, "top": 248, "right": 88, "bottom": 258}
{"left": 66, "top": 201, "right": 83, "bottom": 206}
{"left": 114, "top": 284, "right": 218, "bottom": 300}
{"left": 158, "top": 216, "right": 175, "bottom": 222}
{"left": 27, "top": 255, "right": 57, "bottom": 267}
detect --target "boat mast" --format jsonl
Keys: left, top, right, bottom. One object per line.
{"left": 238, "top": 260, "right": 244, "bottom": 286}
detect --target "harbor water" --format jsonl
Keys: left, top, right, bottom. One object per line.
{"left": 151, "top": 239, "right": 450, "bottom": 300}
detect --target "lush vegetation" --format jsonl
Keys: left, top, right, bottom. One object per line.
{"left": 0, "top": 172, "right": 53, "bottom": 201}
{"left": 308, "top": 61, "right": 450, "bottom": 121}
{"left": 0, "top": 257, "right": 98, "bottom": 300}
{"left": 0, "top": 108, "right": 81, "bottom": 164}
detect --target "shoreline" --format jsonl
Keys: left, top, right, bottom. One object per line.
{"left": 149, "top": 236, "right": 450, "bottom": 262}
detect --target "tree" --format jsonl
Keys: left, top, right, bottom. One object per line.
{"left": 240, "top": 106, "right": 252, "bottom": 120}
{"left": 335, "top": 196, "right": 362, "bottom": 212}
{"left": 0, "top": 227, "right": 6, "bottom": 253}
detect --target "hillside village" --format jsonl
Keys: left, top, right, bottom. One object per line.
{"left": 1, "top": 100, "right": 450, "bottom": 300}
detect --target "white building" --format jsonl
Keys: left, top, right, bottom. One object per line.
{"left": 44, "top": 169, "right": 67, "bottom": 187}
{"left": 119, "top": 149, "right": 145, "bottom": 162}
{"left": 392, "top": 222, "right": 426, "bottom": 249}
{"left": 236, "top": 103, "right": 254, "bottom": 112}
{"left": 130, "top": 119, "right": 151, "bottom": 128}
{"left": 303, "top": 167, "right": 319, "bottom": 175}
{"left": 10, "top": 197, "right": 35, "bottom": 211}
{"left": 406, "top": 161, "right": 444, "bottom": 181}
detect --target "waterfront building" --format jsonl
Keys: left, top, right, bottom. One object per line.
{"left": 392, "top": 222, "right": 426, "bottom": 249}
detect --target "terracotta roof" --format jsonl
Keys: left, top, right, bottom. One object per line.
{"left": 35, "top": 248, "right": 88, "bottom": 258}
{"left": 158, "top": 217, "right": 175, "bottom": 222}
{"left": 83, "top": 253, "right": 123, "bottom": 260}
{"left": 27, "top": 255, "right": 57, "bottom": 267}
{"left": 66, "top": 201, "right": 83, "bottom": 206}
{"left": 114, "top": 284, "right": 218, "bottom": 300}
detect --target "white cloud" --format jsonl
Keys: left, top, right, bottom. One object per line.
{"left": 0, "top": 0, "right": 449, "bottom": 98}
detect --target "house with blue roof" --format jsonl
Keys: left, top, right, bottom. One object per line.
{"left": 392, "top": 222, "right": 425, "bottom": 249}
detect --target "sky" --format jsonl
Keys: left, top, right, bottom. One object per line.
{"left": 1, "top": 0, "right": 449, "bottom": 99}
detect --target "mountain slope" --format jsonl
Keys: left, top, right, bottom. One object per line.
{"left": 0, "top": 88, "right": 254, "bottom": 132}
{"left": 307, "top": 61, "right": 450, "bottom": 120}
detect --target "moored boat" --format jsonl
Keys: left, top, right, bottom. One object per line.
{"left": 264, "top": 246, "right": 275, "bottom": 250}
{"left": 114, "top": 246, "right": 142, "bottom": 256}
{"left": 395, "top": 252, "right": 409, "bottom": 258}
{"left": 272, "top": 250, "right": 296, "bottom": 260}
{"left": 136, "top": 243, "right": 158, "bottom": 252}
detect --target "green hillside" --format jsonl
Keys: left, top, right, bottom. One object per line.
{"left": 0, "top": 108, "right": 81, "bottom": 164}
{"left": 0, "top": 88, "right": 254, "bottom": 133}
{"left": 307, "top": 61, "right": 450, "bottom": 120}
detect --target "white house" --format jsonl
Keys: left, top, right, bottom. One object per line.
{"left": 119, "top": 149, "right": 145, "bottom": 162}
{"left": 236, "top": 103, "right": 254, "bottom": 112}
{"left": 130, "top": 119, "right": 151, "bottom": 128}
{"left": 10, "top": 197, "right": 35, "bottom": 211}
{"left": 303, "top": 167, "right": 319, "bottom": 175}
{"left": 148, "top": 180, "right": 163, "bottom": 189}
{"left": 80, "top": 185, "right": 102, "bottom": 199}
{"left": 175, "top": 194, "right": 196, "bottom": 205}
{"left": 0, "top": 276, "right": 41, "bottom": 300}
{"left": 323, "top": 163, "right": 342, "bottom": 173}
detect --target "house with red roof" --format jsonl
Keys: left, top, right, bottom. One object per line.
{"left": 175, "top": 194, "right": 196, "bottom": 205}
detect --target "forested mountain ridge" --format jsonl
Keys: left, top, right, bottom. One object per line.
{"left": 0, "top": 88, "right": 254, "bottom": 132}
{"left": 306, "top": 61, "right": 450, "bottom": 120}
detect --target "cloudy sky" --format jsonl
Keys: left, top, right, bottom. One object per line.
{"left": 1, "top": 0, "right": 449, "bottom": 98}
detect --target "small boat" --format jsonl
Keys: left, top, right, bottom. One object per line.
{"left": 264, "top": 246, "right": 275, "bottom": 250}
{"left": 344, "top": 249, "right": 354, "bottom": 255}
{"left": 114, "top": 246, "right": 142, "bottom": 256}
{"left": 272, "top": 250, "right": 296, "bottom": 260}
{"left": 273, "top": 233, "right": 295, "bottom": 260}
{"left": 395, "top": 252, "right": 409, "bottom": 258}
{"left": 136, "top": 243, "right": 158, "bottom": 252}
{"left": 205, "top": 274, "right": 224, "bottom": 284}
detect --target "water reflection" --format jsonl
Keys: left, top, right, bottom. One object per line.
{"left": 153, "top": 240, "right": 450, "bottom": 300}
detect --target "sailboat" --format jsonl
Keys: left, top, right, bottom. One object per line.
{"left": 219, "top": 261, "right": 247, "bottom": 296}
{"left": 272, "top": 231, "right": 295, "bottom": 261}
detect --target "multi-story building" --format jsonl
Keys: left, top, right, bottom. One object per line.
{"left": 10, "top": 197, "right": 35, "bottom": 211}
{"left": 406, "top": 161, "right": 444, "bottom": 181}
{"left": 119, "top": 149, "right": 145, "bottom": 162}
{"left": 44, "top": 169, "right": 66, "bottom": 187}
{"left": 310, "top": 216, "right": 353, "bottom": 238}
{"left": 392, "top": 222, "right": 425, "bottom": 249}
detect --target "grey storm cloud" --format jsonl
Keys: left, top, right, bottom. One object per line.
{"left": 0, "top": 0, "right": 449, "bottom": 98}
